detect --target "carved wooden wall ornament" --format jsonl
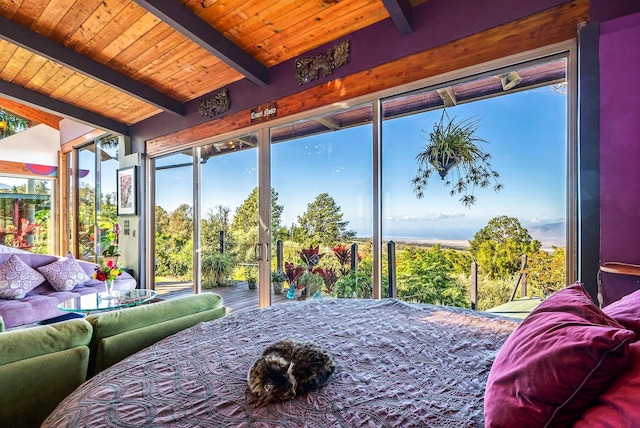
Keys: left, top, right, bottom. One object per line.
{"left": 198, "top": 88, "right": 230, "bottom": 117}
{"left": 295, "top": 40, "right": 350, "bottom": 85}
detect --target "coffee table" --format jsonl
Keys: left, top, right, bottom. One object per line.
{"left": 57, "top": 289, "right": 157, "bottom": 314}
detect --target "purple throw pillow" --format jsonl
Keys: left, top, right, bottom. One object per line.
{"left": 484, "top": 283, "right": 635, "bottom": 428}
{"left": 0, "top": 254, "right": 46, "bottom": 299}
{"left": 604, "top": 288, "right": 640, "bottom": 338}
{"left": 37, "top": 251, "right": 91, "bottom": 292}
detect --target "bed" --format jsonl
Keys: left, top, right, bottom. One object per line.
{"left": 42, "top": 298, "right": 518, "bottom": 427}
{"left": 42, "top": 285, "right": 640, "bottom": 427}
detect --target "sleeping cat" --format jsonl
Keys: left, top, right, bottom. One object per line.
{"left": 247, "top": 338, "right": 335, "bottom": 402}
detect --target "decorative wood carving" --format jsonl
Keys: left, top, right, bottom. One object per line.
{"left": 198, "top": 88, "right": 230, "bottom": 118}
{"left": 295, "top": 40, "right": 350, "bottom": 85}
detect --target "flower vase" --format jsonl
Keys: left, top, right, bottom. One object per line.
{"left": 104, "top": 279, "right": 115, "bottom": 299}
{"left": 286, "top": 284, "right": 296, "bottom": 300}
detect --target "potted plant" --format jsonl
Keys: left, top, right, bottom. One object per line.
{"left": 202, "top": 253, "right": 233, "bottom": 287}
{"left": 298, "top": 272, "right": 324, "bottom": 299}
{"left": 101, "top": 244, "right": 120, "bottom": 265}
{"left": 313, "top": 267, "right": 339, "bottom": 294}
{"left": 285, "top": 262, "right": 306, "bottom": 299}
{"left": 246, "top": 269, "right": 258, "bottom": 290}
{"left": 271, "top": 270, "right": 287, "bottom": 294}
{"left": 412, "top": 109, "right": 503, "bottom": 207}
{"left": 332, "top": 271, "right": 373, "bottom": 299}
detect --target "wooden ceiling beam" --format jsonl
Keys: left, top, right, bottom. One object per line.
{"left": 133, "top": 0, "right": 269, "bottom": 88}
{"left": 381, "top": 0, "right": 413, "bottom": 35}
{"left": 0, "top": 96, "right": 62, "bottom": 130}
{"left": 0, "top": 15, "right": 185, "bottom": 117}
{"left": 0, "top": 79, "right": 129, "bottom": 136}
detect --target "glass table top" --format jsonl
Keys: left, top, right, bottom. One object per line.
{"left": 57, "top": 289, "right": 157, "bottom": 312}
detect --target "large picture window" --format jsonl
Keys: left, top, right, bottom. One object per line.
{"left": 147, "top": 50, "right": 574, "bottom": 311}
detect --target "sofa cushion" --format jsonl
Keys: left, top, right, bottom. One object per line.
{"left": 37, "top": 251, "right": 91, "bottom": 292}
{"left": 0, "top": 254, "right": 46, "bottom": 299}
{"left": 484, "top": 283, "right": 635, "bottom": 428}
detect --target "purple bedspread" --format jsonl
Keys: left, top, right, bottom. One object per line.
{"left": 43, "top": 298, "right": 518, "bottom": 427}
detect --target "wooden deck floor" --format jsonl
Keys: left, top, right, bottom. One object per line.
{"left": 155, "top": 282, "right": 294, "bottom": 314}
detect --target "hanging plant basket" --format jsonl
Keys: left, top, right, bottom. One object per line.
{"left": 412, "top": 109, "right": 503, "bottom": 207}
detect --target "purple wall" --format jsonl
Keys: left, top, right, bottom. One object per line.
{"left": 591, "top": 0, "right": 640, "bottom": 22}
{"left": 599, "top": 11, "right": 640, "bottom": 303}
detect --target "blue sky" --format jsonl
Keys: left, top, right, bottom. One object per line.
{"left": 156, "top": 85, "right": 567, "bottom": 248}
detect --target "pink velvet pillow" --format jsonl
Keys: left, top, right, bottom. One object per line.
{"left": 604, "top": 288, "right": 640, "bottom": 338}
{"left": 484, "top": 283, "right": 635, "bottom": 428}
{"left": 573, "top": 341, "right": 640, "bottom": 427}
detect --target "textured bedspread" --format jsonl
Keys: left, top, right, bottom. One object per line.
{"left": 43, "top": 298, "right": 518, "bottom": 427}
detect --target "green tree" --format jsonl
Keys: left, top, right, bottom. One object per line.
{"left": 469, "top": 216, "right": 541, "bottom": 279}
{"left": 0, "top": 110, "right": 28, "bottom": 138}
{"left": 229, "top": 187, "right": 284, "bottom": 265}
{"left": 296, "top": 193, "right": 355, "bottom": 246}
{"left": 526, "top": 247, "right": 566, "bottom": 297}
{"left": 396, "top": 245, "right": 468, "bottom": 307}
{"left": 154, "top": 204, "right": 193, "bottom": 279}
{"left": 202, "top": 205, "right": 232, "bottom": 254}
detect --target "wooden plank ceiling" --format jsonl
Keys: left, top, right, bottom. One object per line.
{"left": 0, "top": 0, "right": 424, "bottom": 134}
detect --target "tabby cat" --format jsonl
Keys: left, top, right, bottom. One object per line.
{"left": 247, "top": 338, "right": 335, "bottom": 402}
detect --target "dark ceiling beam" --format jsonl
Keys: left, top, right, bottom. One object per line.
{"left": 0, "top": 15, "right": 184, "bottom": 117}
{"left": 133, "top": 0, "right": 269, "bottom": 88}
{"left": 0, "top": 79, "right": 129, "bottom": 136}
{"left": 382, "top": 0, "right": 414, "bottom": 35}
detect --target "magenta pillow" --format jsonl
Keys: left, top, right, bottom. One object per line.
{"left": 0, "top": 254, "right": 46, "bottom": 299}
{"left": 573, "top": 341, "right": 640, "bottom": 427}
{"left": 484, "top": 283, "right": 635, "bottom": 428}
{"left": 604, "top": 288, "right": 640, "bottom": 338}
{"left": 37, "top": 251, "right": 91, "bottom": 291}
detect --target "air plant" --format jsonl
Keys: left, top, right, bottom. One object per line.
{"left": 412, "top": 109, "right": 503, "bottom": 208}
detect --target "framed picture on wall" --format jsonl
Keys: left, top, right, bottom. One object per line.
{"left": 117, "top": 166, "right": 136, "bottom": 216}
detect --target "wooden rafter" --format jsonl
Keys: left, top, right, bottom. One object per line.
{"left": 0, "top": 96, "right": 62, "bottom": 130}
{"left": 382, "top": 0, "right": 414, "bottom": 35}
{"left": 0, "top": 14, "right": 184, "bottom": 117}
{"left": 132, "top": 0, "right": 268, "bottom": 88}
{"left": 0, "top": 79, "right": 129, "bottom": 136}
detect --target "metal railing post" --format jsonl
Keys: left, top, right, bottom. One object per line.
{"left": 471, "top": 261, "right": 478, "bottom": 310}
{"left": 388, "top": 241, "right": 396, "bottom": 298}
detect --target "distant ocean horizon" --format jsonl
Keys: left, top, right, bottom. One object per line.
{"left": 359, "top": 221, "right": 566, "bottom": 252}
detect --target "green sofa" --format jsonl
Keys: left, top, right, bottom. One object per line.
{"left": 86, "top": 293, "right": 226, "bottom": 376}
{"left": 0, "top": 319, "right": 93, "bottom": 428}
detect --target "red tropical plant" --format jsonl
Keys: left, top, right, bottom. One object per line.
{"left": 332, "top": 244, "right": 362, "bottom": 275}
{"left": 285, "top": 262, "right": 306, "bottom": 288}
{"left": 313, "top": 267, "right": 339, "bottom": 293}
{"left": 0, "top": 218, "right": 40, "bottom": 250}
{"left": 299, "top": 245, "right": 323, "bottom": 271}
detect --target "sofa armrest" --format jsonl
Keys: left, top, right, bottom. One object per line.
{"left": 0, "top": 319, "right": 92, "bottom": 428}
{"left": 86, "top": 293, "right": 226, "bottom": 376}
{"left": 0, "top": 319, "right": 92, "bottom": 365}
